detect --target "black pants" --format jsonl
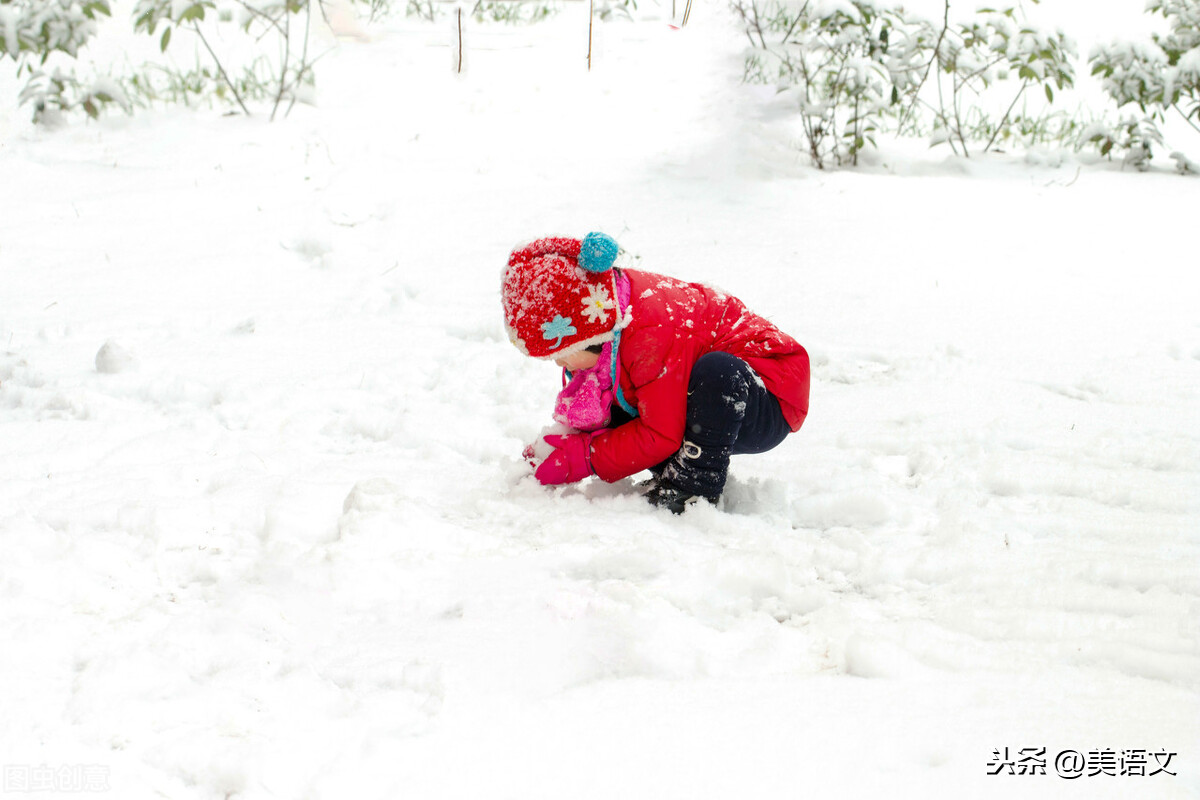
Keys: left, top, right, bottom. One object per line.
{"left": 662, "top": 351, "right": 791, "bottom": 497}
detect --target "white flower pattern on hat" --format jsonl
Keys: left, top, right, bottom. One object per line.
{"left": 580, "top": 284, "right": 615, "bottom": 325}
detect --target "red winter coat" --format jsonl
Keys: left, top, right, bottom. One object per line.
{"left": 589, "top": 269, "right": 810, "bottom": 482}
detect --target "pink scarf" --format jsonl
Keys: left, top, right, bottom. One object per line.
{"left": 552, "top": 272, "right": 630, "bottom": 431}
{"left": 553, "top": 340, "right": 615, "bottom": 430}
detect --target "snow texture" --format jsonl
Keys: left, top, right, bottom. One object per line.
{"left": 0, "top": 1, "right": 1198, "bottom": 798}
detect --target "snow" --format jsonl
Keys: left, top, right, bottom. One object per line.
{"left": 0, "top": 8, "right": 17, "bottom": 57}
{"left": 1, "top": 1, "right": 1199, "bottom": 798}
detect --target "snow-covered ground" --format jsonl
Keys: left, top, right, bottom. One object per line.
{"left": 2, "top": 1, "right": 1198, "bottom": 798}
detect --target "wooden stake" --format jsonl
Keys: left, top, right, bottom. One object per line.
{"left": 588, "top": 0, "right": 594, "bottom": 71}
{"left": 457, "top": 7, "right": 464, "bottom": 74}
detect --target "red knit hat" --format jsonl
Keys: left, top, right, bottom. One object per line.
{"left": 502, "top": 232, "right": 624, "bottom": 359}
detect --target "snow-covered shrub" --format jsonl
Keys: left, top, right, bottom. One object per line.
{"left": 0, "top": 0, "right": 109, "bottom": 59}
{"left": 929, "top": 4, "right": 1075, "bottom": 155}
{"left": 733, "top": 0, "right": 936, "bottom": 168}
{"left": 592, "top": 0, "right": 639, "bottom": 23}
{"left": 732, "top": 0, "right": 1074, "bottom": 167}
{"left": 16, "top": 68, "right": 129, "bottom": 122}
{"left": 405, "top": 0, "right": 559, "bottom": 25}
{"left": 1089, "top": 0, "right": 1199, "bottom": 169}
{"left": 132, "top": 0, "right": 323, "bottom": 118}
{"left": 1080, "top": 115, "right": 1164, "bottom": 171}
{"left": 0, "top": 0, "right": 128, "bottom": 122}
{"left": 472, "top": 0, "right": 558, "bottom": 24}
{"left": 1002, "top": 108, "right": 1089, "bottom": 147}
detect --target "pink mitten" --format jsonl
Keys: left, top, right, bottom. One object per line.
{"left": 533, "top": 433, "right": 595, "bottom": 485}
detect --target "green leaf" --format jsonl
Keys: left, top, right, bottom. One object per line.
{"left": 160, "top": 26, "right": 172, "bottom": 52}
{"left": 181, "top": 3, "right": 207, "bottom": 22}
{"left": 1044, "top": 83, "right": 1053, "bottom": 102}
{"left": 82, "top": 2, "right": 112, "bottom": 19}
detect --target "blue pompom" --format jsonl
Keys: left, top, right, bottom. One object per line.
{"left": 578, "top": 232, "right": 619, "bottom": 273}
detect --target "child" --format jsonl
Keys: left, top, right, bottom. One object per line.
{"left": 502, "top": 232, "right": 810, "bottom": 513}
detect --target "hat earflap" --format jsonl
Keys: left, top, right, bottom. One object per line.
{"left": 578, "top": 232, "right": 619, "bottom": 274}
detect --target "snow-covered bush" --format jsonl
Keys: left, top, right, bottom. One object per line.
{"left": 474, "top": 0, "right": 558, "bottom": 24}
{"left": 930, "top": 4, "right": 1075, "bottom": 155}
{"left": 592, "top": 0, "right": 639, "bottom": 23}
{"left": 405, "top": 0, "right": 560, "bottom": 25}
{"left": 0, "top": 0, "right": 109, "bottom": 59}
{"left": 734, "top": 0, "right": 936, "bottom": 168}
{"left": 1079, "top": 115, "right": 1164, "bottom": 171}
{"left": 131, "top": 0, "right": 323, "bottom": 118}
{"left": 732, "top": 0, "right": 1074, "bottom": 167}
{"left": 0, "top": 0, "right": 128, "bottom": 122}
{"left": 1089, "top": 0, "right": 1199, "bottom": 170}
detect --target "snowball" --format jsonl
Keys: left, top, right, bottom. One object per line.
{"left": 524, "top": 422, "right": 573, "bottom": 469}
{"left": 94, "top": 340, "right": 136, "bottom": 374}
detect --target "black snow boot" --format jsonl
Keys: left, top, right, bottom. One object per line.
{"left": 645, "top": 475, "right": 719, "bottom": 514}
{"left": 635, "top": 459, "right": 672, "bottom": 491}
{"left": 646, "top": 442, "right": 722, "bottom": 514}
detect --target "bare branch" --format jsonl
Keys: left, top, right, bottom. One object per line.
{"left": 191, "top": 22, "right": 251, "bottom": 115}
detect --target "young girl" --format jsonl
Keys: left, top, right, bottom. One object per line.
{"left": 503, "top": 232, "right": 810, "bottom": 513}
